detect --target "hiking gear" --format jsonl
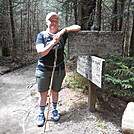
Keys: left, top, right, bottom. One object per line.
{"left": 46, "top": 12, "right": 60, "bottom": 22}
{"left": 37, "top": 114, "right": 45, "bottom": 127}
{"left": 51, "top": 109, "right": 60, "bottom": 121}
{"left": 44, "top": 43, "right": 58, "bottom": 132}
{"left": 39, "top": 106, "right": 45, "bottom": 114}
{"left": 51, "top": 102, "right": 57, "bottom": 111}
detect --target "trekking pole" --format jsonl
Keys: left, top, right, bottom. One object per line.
{"left": 44, "top": 43, "right": 58, "bottom": 132}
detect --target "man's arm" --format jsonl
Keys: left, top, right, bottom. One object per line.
{"left": 65, "top": 25, "right": 81, "bottom": 32}
{"left": 36, "top": 36, "right": 59, "bottom": 57}
{"left": 53, "top": 25, "right": 81, "bottom": 39}
{"left": 36, "top": 25, "right": 81, "bottom": 57}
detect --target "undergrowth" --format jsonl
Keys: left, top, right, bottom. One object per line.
{"left": 64, "top": 72, "right": 88, "bottom": 93}
{"left": 65, "top": 55, "right": 134, "bottom": 101}
{"left": 103, "top": 55, "right": 134, "bottom": 100}
{"left": 0, "top": 52, "right": 37, "bottom": 71}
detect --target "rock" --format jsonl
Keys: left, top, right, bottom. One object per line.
{"left": 122, "top": 102, "right": 134, "bottom": 134}
{"left": 0, "top": 66, "right": 10, "bottom": 74}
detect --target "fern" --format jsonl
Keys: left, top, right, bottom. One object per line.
{"left": 129, "top": 77, "right": 134, "bottom": 81}
{"left": 121, "top": 84, "right": 133, "bottom": 89}
{"left": 105, "top": 74, "right": 121, "bottom": 85}
{"left": 116, "top": 62, "right": 128, "bottom": 69}
{"left": 130, "top": 67, "right": 134, "bottom": 71}
{"left": 103, "top": 55, "right": 134, "bottom": 98}
{"left": 113, "top": 69, "right": 134, "bottom": 78}
{"left": 112, "top": 89, "right": 134, "bottom": 97}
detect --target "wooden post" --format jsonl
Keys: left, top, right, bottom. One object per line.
{"left": 88, "top": 81, "right": 97, "bottom": 112}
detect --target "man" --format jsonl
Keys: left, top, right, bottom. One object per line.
{"left": 35, "top": 12, "right": 81, "bottom": 127}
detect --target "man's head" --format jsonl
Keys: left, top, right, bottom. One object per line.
{"left": 46, "top": 12, "right": 59, "bottom": 33}
{"left": 46, "top": 12, "right": 60, "bottom": 22}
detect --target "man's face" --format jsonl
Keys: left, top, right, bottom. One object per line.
{"left": 46, "top": 16, "right": 59, "bottom": 30}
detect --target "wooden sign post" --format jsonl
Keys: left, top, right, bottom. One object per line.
{"left": 77, "top": 56, "right": 105, "bottom": 111}
{"left": 88, "top": 81, "right": 96, "bottom": 112}
{"left": 68, "top": 31, "right": 123, "bottom": 112}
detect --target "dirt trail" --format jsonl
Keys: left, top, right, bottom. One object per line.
{"left": 0, "top": 64, "right": 122, "bottom": 134}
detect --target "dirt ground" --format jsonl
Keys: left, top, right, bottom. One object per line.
{"left": 0, "top": 64, "right": 127, "bottom": 134}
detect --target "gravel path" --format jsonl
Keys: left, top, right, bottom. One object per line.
{"left": 0, "top": 64, "right": 123, "bottom": 134}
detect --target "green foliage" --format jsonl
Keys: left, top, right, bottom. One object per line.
{"left": 111, "top": 13, "right": 124, "bottom": 19}
{"left": 103, "top": 0, "right": 112, "bottom": 6}
{"left": 103, "top": 55, "right": 134, "bottom": 98}
{"left": 0, "top": 48, "right": 2, "bottom": 56}
{"left": 95, "top": 120, "right": 107, "bottom": 130}
{"left": 64, "top": 73, "right": 88, "bottom": 92}
{"left": 110, "top": 88, "right": 134, "bottom": 97}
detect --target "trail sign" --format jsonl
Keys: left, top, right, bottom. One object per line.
{"left": 68, "top": 31, "right": 123, "bottom": 56}
{"left": 77, "top": 56, "right": 105, "bottom": 88}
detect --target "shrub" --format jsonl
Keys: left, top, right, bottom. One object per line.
{"left": 103, "top": 55, "right": 134, "bottom": 98}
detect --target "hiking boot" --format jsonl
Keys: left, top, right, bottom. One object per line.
{"left": 36, "top": 114, "right": 45, "bottom": 127}
{"left": 51, "top": 109, "right": 60, "bottom": 121}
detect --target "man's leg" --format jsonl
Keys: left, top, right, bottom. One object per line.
{"left": 50, "top": 69, "right": 65, "bottom": 121}
{"left": 39, "top": 91, "right": 48, "bottom": 106}
{"left": 35, "top": 69, "right": 51, "bottom": 126}
{"left": 51, "top": 90, "right": 58, "bottom": 103}
{"left": 51, "top": 90, "right": 60, "bottom": 121}
{"left": 37, "top": 91, "right": 48, "bottom": 127}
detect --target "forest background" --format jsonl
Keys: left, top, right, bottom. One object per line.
{"left": 0, "top": 0, "right": 134, "bottom": 101}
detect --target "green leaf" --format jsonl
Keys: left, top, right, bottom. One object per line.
{"left": 116, "top": 62, "right": 128, "bottom": 69}
{"left": 121, "top": 84, "right": 133, "bottom": 89}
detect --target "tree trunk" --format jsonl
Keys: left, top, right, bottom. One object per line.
{"left": 27, "top": 1, "right": 30, "bottom": 46}
{"left": 74, "top": 0, "right": 78, "bottom": 24}
{"left": 96, "top": 0, "right": 102, "bottom": 31}
{"left": 129, "top": 12, "right": 134, "bottom": 57}
{"left": 65, "top": 3, "right": 69, "bottom": 26}
{"left": 1, "top": 0, "right": 10, "bottom": 56}
{"left": 111, "top": 0, "right": 118, "bottom": 31}
{"left": 119, "top": 0, "right": 125, "bottom": 31}
{"left": 80, "top": 0, "right": 96, "bottom": 30}
{"left": 123, "top": 0, "right": 131, "bottom": 56}
{"left": 9, "top": 0, "right": 16, "bottom": 56}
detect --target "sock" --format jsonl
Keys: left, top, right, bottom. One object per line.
{"left": 39, "top": 106, "right": 45, "bottom": 114}
{"left": 51, "top": 102, "right": 57, "bottom": 111}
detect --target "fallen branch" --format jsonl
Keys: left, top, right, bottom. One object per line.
{"left": 22, "top": 110, "right": 31, "bottom": 134}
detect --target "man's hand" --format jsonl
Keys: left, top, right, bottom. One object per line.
{"left": 52, "top": 36, "right": 60, "bottom": 45}
{"left": 52, "top": 25, "right": 81, "bottom": 45}
{"left": 53, "top": 28, "right": 67, "bottom": 40}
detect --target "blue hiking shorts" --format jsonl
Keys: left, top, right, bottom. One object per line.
{"left": 35, "top": 68, "right": 66, "bottom": 93}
